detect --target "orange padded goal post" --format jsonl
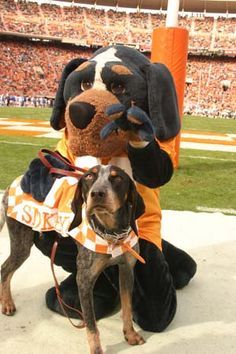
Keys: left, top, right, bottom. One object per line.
{"left": 150, "top": 0, "right": 189, "bottom": 168}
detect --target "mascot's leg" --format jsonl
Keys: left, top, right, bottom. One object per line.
{"left": 34, "top": 234, "right": 196, "bottom": 326}
{"left": 132, "top": 239, "right": 197, "bottom": 332}
{"left": 161, "top": 240, "right": 197, "bottom": 289}
{"left": 34, "top": 233, "right": 119, "bottom": 319}
{"left": 132, "top": 239, "right": 177, "bottom": 332}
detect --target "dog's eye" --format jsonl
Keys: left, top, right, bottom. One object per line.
{"left": 111, "top": 83, "right": 125, "bottom": 95}
{"left": 111, "top": 175, "right": 122, "bottom": 183}
{"left": 81, "top": 81, "right": 93, "bottom": 91}
{"left": 114, "top": 176, "right": 122, "bottom": 182}
{"left": 85, "top": 173, "right": 94, "bottom": 180}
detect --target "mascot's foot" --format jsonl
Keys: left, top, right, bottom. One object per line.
{"left": 162, "top": 240, "right": 197, "bottom": 289}
{"left": 46, "top": 273, "right": 119, "bottom": 319}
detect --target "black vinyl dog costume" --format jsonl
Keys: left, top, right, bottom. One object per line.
{"left": 22, "top": 45, "right": 197, "bottom": 332}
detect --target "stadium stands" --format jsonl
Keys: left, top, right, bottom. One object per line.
{"left": 0, "top": 1, "right": 235, "bottom": 52}
{"left": 0, "top": 39, "right": 92, "bottom": 98}
{"left": 0, "top": 1, "right": 235, "bottom": 117}
{"left": 185, "top": 57, "right": 235, "bottom": 117}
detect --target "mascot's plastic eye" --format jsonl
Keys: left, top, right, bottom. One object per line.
{"left": 81, "top": 81, "right": 93, "bottom": 91}
{"left": 111, "top": 83, "right": 125, "bottom": 95}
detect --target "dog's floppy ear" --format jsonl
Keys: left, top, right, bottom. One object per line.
{"left": 50, "top": 58, "right": 86, "bottom": 131}
{"left": 142, "top": 63, "right": 181, "bottom": 141}
{"left": 127, "top": 180, "right": 145, "bottom": 236}
{"left": 68, "top": 179, "right": 84, "bottom": 231}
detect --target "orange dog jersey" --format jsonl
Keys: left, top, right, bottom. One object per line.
{"left": 7, "top": 175, "right": 145, "bottom": 262}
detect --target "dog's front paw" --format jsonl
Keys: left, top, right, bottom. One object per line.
{"left": 124, "top": 329, "right": 145, "bottom": 346}
{"left": 1, "top": 298, "right": 16, "bottom": 316}
{"left": 92, "top": 348, "right": 104, "bottom": 354}
{"left": 87, "top": 330, "right": 104, "bottom": 354}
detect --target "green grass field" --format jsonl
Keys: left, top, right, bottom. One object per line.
{"left": 0, "top": 107, "right": 51, "bottom": 120}
{"left": 0, "top": 107, "right": 235, "bottom": 214}
{"left": 160, "top": 149, "right": 236, "bottom": 212}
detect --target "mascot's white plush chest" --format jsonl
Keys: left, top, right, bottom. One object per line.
{"left": 74, "top": 155, "right": 133, "bottom": 179}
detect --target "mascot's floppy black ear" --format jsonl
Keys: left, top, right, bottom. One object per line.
{"left": 50, "top": 58, "right": 87, "bottom": 130}
{"left": 142, "top": 63, "right": 181, "bottom": 141}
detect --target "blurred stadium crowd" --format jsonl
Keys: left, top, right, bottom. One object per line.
{"left": 0, "top": 0, "right": 235, "bottom": 118}
{"left": 1, "top": 0, "right": 235, "bottom": 52}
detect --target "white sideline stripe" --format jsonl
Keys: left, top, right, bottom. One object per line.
{"left": 0, "top": 118, "right": 20, "bottom": 121}
{"left": 0, "top": 140, "right": 45, "bottom": 146}
{"left": 38, "top": 122, "right": 50, "bottom": 126}
{"left": 196, "top": 206, "right": 236, "bottom": 215}
{"left": 0, "top": 119, "right": 50, "bottom": 126}
{"left": 181, "top": 155, "right": 236, "bottom": 162}
{"left": 181, "top": 133, "right": 234, "bottom": 142}
{"left": 37, "top": 131, "right": 62, "bottom": 139}
{"left": 1, "top": 139, "right": 236, "bottom": 154}
{"left": 2, "top": 125, "right": 52, "bottom": 132}
{"left": 0, "top": 121, "right": 31, "bottom": 126}
{"left": 181, "top": 141, "right": 236, "bottom": 153}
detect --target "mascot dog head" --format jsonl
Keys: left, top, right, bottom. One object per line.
{"left": 51, "top": 45, "right": 180, "bottom": 158}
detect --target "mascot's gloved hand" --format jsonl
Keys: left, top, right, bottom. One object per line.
{"left": 21, "top": 154, "right": 72, "bottom": 202}
{"left": 100, "top": 104, "right": 156, "bottom": 142}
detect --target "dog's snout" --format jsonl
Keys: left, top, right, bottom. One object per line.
{"left": 69, "top": 102, "right": 95, "bottom": 129}
{"left": 90, "top": 190, "right": 106, "bottom": 201}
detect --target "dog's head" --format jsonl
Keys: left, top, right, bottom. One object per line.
{"left": 51, "top": 45, "right": 180, "bottom": 158}
{"left": 69, "top": 165, "right": 145, "bottom": 236}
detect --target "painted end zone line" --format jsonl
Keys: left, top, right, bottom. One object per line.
{"left": 181, "top": 141, "right": 236, "bottom": 153}
{"left": 197, "top": 206, "right": 236, "bottom": 215}
{"left": 181, "top": 155, "right": 236, "bottom": 162}
{"left": 0, "top": 140, "right": 45, "bottom": 146}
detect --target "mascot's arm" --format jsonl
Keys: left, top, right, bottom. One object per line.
{"left": 102, "top": 104, "right": 175, "bottom": 188}
{"left": 127, "top": 140, "right": 174, "bottom": 188}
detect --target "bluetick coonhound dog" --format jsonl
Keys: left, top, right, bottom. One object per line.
{"left": 1, "top": 164, "right": 145, "bottom": 354}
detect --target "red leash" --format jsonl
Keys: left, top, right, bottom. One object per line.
{"left": 38, "top": 149, "right": 87, "bottom": 178}
{"left": 50, "top": 240, "right": 86, "bottom": 329}
{"left": 38, "top": 149, "right": 87, "bottom": 328}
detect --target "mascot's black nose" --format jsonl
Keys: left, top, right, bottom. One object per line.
{"left": 69, "top": 102, "right": 95, "bottom": 129}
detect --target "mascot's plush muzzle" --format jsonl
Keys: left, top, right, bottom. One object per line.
{"left": 65, "top": 89, "right": 127, "bottom": 158}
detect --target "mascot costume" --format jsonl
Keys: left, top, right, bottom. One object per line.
{"left": 19, "top": 45, "right": 196, "bottom": 332}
